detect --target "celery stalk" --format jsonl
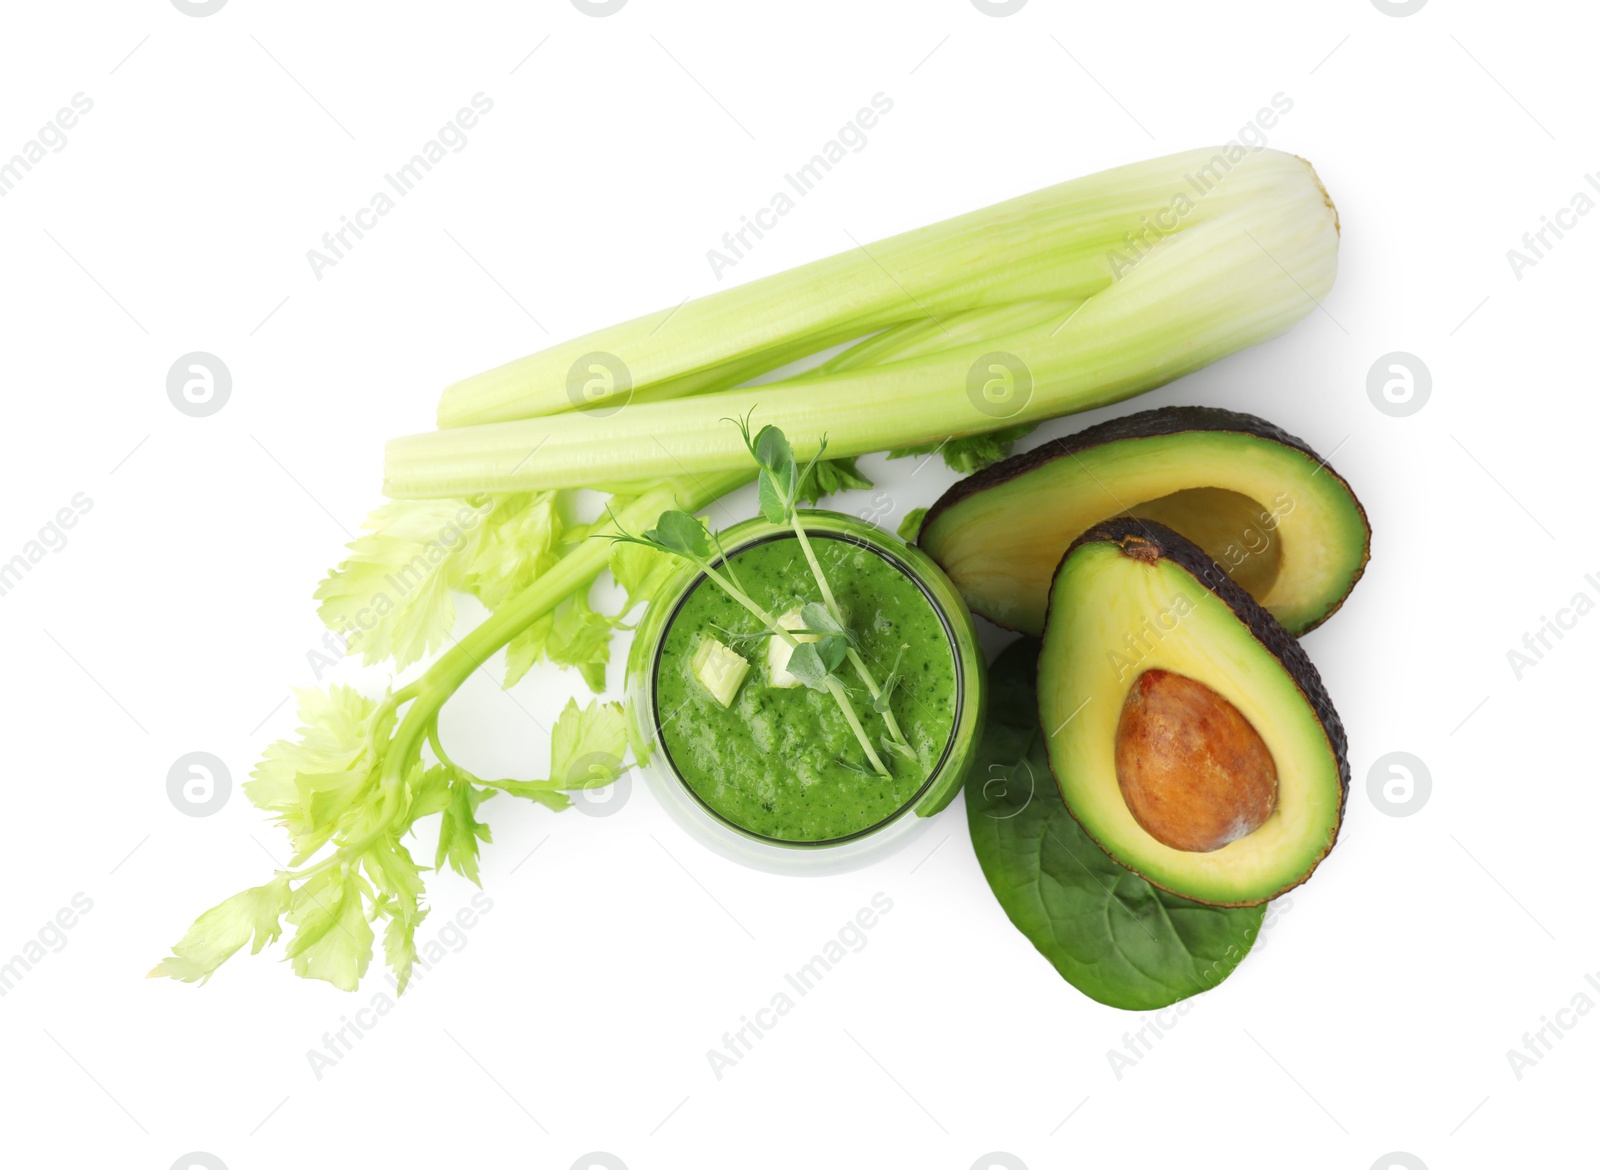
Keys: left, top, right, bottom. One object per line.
{"left": 804, "top": 298, "right": 1084, "bottom": 379}
{"left": 435, "top": 148, "right": 1335, "bottom": 430}
{"left": 387, "top": 165, "right": 1339, "bottom": 499}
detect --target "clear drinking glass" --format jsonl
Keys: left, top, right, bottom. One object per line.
{"left": 626, "top": 511, "right": 986, "bottom": 874}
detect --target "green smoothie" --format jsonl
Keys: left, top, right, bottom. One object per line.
{"left": 653, "top": 533, "right": 960, "bottom": 842}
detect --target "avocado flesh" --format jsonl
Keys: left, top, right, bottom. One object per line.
{"left": 918, "top": 406, "right": 1369, "bottom": 637}
{"left": 1124, "top": 487, "right": 1282, "bottom": 600}
{"left": 1038, "top": 519, "right": 1347, "bottom": 906}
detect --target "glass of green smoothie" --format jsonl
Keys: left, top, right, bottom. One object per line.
{"left": 626, "top": 510, "right": 986, "bottom": 873}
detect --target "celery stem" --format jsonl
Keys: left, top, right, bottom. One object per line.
{"left": 286, "top": 469, "right": 754, "bottom": 881}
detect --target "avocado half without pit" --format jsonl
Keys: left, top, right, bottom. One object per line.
{"left": 1038, "top": 519, "right": 1349, "bottom": 906}
{"left": 917, "top": 406, "right": 1371, "bottom": 637}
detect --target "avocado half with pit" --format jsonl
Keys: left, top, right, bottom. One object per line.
{"left": 1038, "top": 518, "right": 1348, "bottom": 906}
{"left": 917, "top": 406, "right": 1370, "bottom": 637}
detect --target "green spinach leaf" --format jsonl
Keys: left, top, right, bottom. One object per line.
{"left": 965, "top": 638, "right": 1265, "bottom": 1010}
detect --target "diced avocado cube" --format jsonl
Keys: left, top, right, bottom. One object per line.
{"left": 691, "top": 636, "right": 750, "bottom": 708}
{"left": 765, "top": 605, "right": 818, "bottom": 688}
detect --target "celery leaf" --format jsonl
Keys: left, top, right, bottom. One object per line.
{"left": 797, "top": 457, "right": 872, "bottom": 504}
{"left": 246, "top": 686, "right": 393, "bottom": 864}
{"left": 889, "top": 424, "right": 1036, "bottom": 475}
{"left": 477, "top": 698, "right": 629, "bottom": 811}
{"left": 608, "top": 537, "right": 678, "bottom": 613}
{"left": 462, "top": 492, "right": 563, "bottom": 610}
{"left": 315, "top": 493, "right": 563, "bottom": 671}
{"left": 481, "top": 778, "right": 571, "bottom": 812}
{"left": 547, "top": 593, "right": 615, "bottom": 693}
{"left": 434, "top": 767, "right": 494, "bottom": 887}
{"left": 364, "top": 836, "right": 428, "bottom": 994}
{"left": 502, "top": 613, "right": 555, "bottom": 689}
{"left": 313, "top": 499, "right": 483, "bottom": 669}
{"left": 549, "top": 697, "right": 629, "bottom": 788}
{"left": 286, "top": 869, "right": 375, "bottom": 991}
{"left": 148, "top": 876, "right": 291, "bottom": 984}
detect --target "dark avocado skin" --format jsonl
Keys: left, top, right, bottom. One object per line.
{"left": 918, "top": 405, "right": 1372, "bottom": 636}
{"left": 1039, "top": 517, "right": 1350, "bottom": 906}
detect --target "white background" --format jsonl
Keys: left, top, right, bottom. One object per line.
{"left": 0, "top": 1, "right": 1592, "bottom": 1167}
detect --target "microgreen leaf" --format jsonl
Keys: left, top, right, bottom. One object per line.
{"left": 757, "top": 468, "right": 791, "bottom": 525}
{"left": 782, "top": 642, "right": 832, "bottom": 691}
{"left": 753, "top": 425, "right": 795, "bottom": 480}
{"left": 834, "top": 755, "right": 876, "bottom": 777}
{"left": 815, "top": 633, "right": 850, "bottom": 674}
{"left": 800, "top": 601, "right": 848, "bottom": 639}
{"left": 724, "top": 408, "right": 762, "bottom": 461}
{"left": 747, "top": 422, "right": 803, "bottom": 522}
{"left": 642, "top": 509, "right": 711, "bottom": 560}
{"left": 882, "top": 736, "right": 919, "bottom": 764}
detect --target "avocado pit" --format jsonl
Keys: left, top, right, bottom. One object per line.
{"left": 1114, "top": 668, "right": 1277, "bottom": 853}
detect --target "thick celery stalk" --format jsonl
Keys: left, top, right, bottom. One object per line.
{"left": 805, "top": 298, "right": 1083, "bottom": 379}
{"left": 387, "top": 165, "right": 1338, "bottom": 499}
{"left": 436, "top": 148, "right": 1333, "bottom": 429}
